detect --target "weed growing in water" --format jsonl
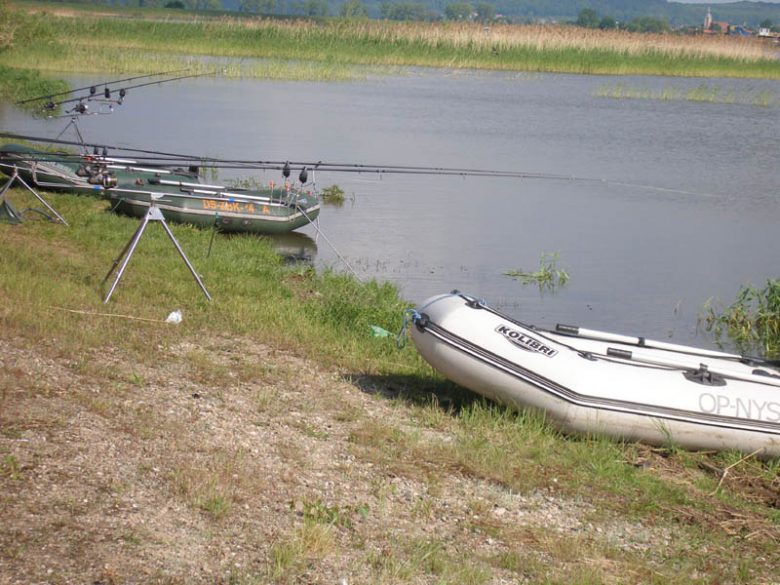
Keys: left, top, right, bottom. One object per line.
{"left": 320, "top": 184, "right": 345, "bottom": 205}
{"left": 700, "top": 278, "right": 780, "bottom": 357}
{"left": 594, "top": 83, "right": 780, "bottom": 107}
{"left": 503, "top": 252, "right": 570, "bottom": 290}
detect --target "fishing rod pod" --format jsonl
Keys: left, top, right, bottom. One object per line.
{"left": 16, "top": 68, "right": 193, "bottom": 105}
{"left": 20, "top": 71, "right": 215, "bottom": 119}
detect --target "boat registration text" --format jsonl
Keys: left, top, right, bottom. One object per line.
{"left": 202, "top": 199, "right": 269, "bottom": 214}
{"left": 699, "top": 392, "right": 780, "bottom": 423}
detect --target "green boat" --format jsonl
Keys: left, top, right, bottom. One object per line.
{"left": 0, "top": 142, "right": 198, "bottom": 192}
{"left": 0, "top": 143, "right": 321, "bottom": 234}
{"left": 107, "top": 177, "right": 320, "bottom": 236}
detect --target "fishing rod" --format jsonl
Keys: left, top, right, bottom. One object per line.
{"left": 5, "top": 138, "right": 563, "bottom": 179}
{"left": 16, "top": 69, "right": 193, "bottom": 106}
{"left": 0, "top": 137, "right": 596, "bottom": 180}
{"left": 27, "top": 71, "right": 216, "bottom": 114}
{"left": 0, "top": 132, "right": 721, "bottom": 198}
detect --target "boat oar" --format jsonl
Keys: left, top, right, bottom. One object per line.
{"left": 555, "top": 324, "right": 739, "bottom": 359}
{"left": 148, "top": 178, "right": 227, "bottom": 190}
{"left": 604, "top": 347, "right": 780, "bottom": 387}
{"left": 556, "top": 323, "right": 780, "bottom": 368}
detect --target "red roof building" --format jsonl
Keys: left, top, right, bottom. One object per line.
{"left": 703, "top": 8, "right": 728, "bottom": 34}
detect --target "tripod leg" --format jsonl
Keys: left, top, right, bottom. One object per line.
{"left": 103, "top": 213, "right": 151, "bottom": 303}
{"left": 0, "top": 172, "right": 16, "bottom": 202}
{"left": 102, "top": 215, "right": 148, "bottom": 284}
{"left": 15, "top": 174, "right": 69, "bottom": 226}
{"left": 159, "top": 219, "right": 212, "bottom": 301}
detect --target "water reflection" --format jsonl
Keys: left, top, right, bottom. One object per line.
{"left": 269, "top": 232, "right": 318, "bottom": 264}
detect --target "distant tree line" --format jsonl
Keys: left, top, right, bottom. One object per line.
{"left": 40, "top": 0, "right": 780, "bottom": 28}
{"left": 575, "top": 7, "right": 670, "bottom": 33}
{"left": 149, "top": 0, "right": 501, "bottom": 21}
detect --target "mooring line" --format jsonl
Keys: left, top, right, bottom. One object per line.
{"left": 298, "top": 206, "right": 361, "bottom": 282}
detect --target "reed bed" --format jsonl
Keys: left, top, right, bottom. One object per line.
{"left": 594, "top": 83, "right": 780, "bottom": 106}
{"left": 3, "top": 43, "right": 368, "bottom": 81}
{"left": 4, "top": 9, "right": 780, "bottom": 79}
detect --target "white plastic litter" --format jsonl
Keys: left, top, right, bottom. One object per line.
{"left": 165, "top": 309, "right": 183, "bottom": 324}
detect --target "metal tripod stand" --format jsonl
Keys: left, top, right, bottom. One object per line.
{"left": 0, "top": 167, "right": 69, "bottom": 226}
{"left": 102, "top": 195, "right": 212, "bottom": 303}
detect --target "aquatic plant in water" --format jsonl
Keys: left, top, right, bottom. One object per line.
{"left": 593, "top": 83, "right": 780, "bottom": 107}
{"left": 503, "top": 252, "right": 569, "bottom": 290}
{"left": 701, "top": 279, "right": 780, "bottom": 357}
{"left": 321, "top": 184, "right": 345, "bottom": 204}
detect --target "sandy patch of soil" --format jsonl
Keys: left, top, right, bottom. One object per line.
{"left": 0, "top": 333, "right": 773, "bottom": 584}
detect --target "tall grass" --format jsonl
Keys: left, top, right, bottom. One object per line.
{"left": 701, "top": 279, "right": 780, "bottom": 358}
{"left": 3, "top": 7, "right": 780, "bottom": 78}
{"left": 0, "top": 1, "right": 68, "bottom": 99}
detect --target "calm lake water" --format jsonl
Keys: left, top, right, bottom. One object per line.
{"left": 2, "top": 70, "right": 779, "bottom": 350}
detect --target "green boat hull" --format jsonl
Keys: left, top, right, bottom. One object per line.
{"left": 1, "top": 143, "right": 321, "bottom": 235}
{"left": 107, "top": 187, "right": 320, "bottom": 235}
{"left": 0, "top": 143, "right": 197, "bottom": 193}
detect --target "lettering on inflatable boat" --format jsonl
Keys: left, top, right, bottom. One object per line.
{"left": 202, "top": 199, "right": 257, "bottom": 213}
{"left": 43, "top": 161, "right": 79, "bottom": 179}
{"left": 495, "top": 325, "right": 558, "bottom": 357}
{"left": 699, "top": 392, "right": 780, "bottom": 423}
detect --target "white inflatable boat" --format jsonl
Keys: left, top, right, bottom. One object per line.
{"left": 407, "top": 292, "right": 780, "bottom": 457}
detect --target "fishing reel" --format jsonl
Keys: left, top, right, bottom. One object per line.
{"left": 77, "top": 161, "right": 118, "bottom": 189}
{"left": 88, "top": 171, "right": 118, "bottom": 189}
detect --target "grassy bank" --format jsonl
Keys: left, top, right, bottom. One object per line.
{"left": 0, "top": 1, "right": 67, "bottom": 100}
{"left": 3, "top": 4, "right": 780, "bottom": 79}
{"left": 0, "top": 63, "right": 66, "bottom": 102}
{"left": 2, "top": 185, "right": 780, "bottom": 583}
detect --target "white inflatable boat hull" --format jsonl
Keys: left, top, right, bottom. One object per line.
{"left": 410, "top": 293, "right": 780, "bottom": 457}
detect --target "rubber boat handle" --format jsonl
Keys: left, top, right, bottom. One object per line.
{"left": 556, "top": 324, "right": 579, "bottom": 335}
{"left": 606, "top": 348, "right": 633, "bottom": 360}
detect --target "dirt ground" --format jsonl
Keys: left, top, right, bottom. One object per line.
{"left": 0, "top": 332, "right": 778, "bottom": 584}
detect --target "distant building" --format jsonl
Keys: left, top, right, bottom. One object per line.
{"left": 703, "top": 7, "right": 728, "bottom": 34}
